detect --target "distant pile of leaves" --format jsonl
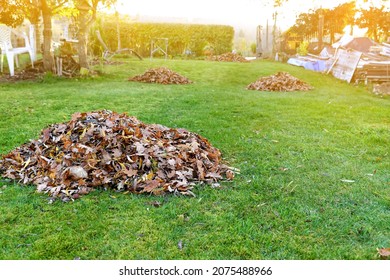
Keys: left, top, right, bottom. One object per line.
{"left": 128, "top": 67, "right": 192, "bottom": 84}
{"left": 247, "top": 72, "right": 313, "bottom": 92}
{"left": 207, "top": 53, "right": 249, "bottom": 63}
{"left": 0, "top": 110, "right": 235, "bottom": 202}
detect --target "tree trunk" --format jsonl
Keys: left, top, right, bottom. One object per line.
{"left": 77, "top": 8, "right": 89, "bottom": 69}
{"left": 116, "top": 11, "right": 121, "bottom": 51}
{"left": 34, "top": 23, "right": 41, "bottom": 54}
{"left": 41, "top": 0, "right": 53, "bottom": 72}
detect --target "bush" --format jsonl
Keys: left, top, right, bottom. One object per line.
{"left": 91, "top": 15, "right": 234, "bottom": 58}
{"left": 296, "top": 41, "right": 309, "bottom": 56}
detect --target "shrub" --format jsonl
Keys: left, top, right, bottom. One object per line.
{"left": 91, "top": 15, "right": 234, "bottom": 58}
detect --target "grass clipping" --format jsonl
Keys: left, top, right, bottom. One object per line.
{"left": 0, "top": 110, "right": 235, "bottom": 201}
{"left": 247, "top": 72, "right": 313, "bottom": 92}
{"left": 129, "top": 67, "right": 192, "bottom": 84}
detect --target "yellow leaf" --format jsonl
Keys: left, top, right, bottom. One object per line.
{"left": 146, "top": 172, "right": 154, "bottom": 180}
{"left": 21, "top": 157, "right": 31, "bottom": 171}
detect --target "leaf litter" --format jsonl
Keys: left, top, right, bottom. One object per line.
{"left": 128, "top": 67, "right": 192, "bottom": 85}
{"left": 247, "top": 72, "right": 313, "bottom": 92}
{"left": 377, "top": 248, "right": 390, "bottom": 259}
{"left": 0, "top": 110, "right": 235, "bottom": 201}
{"left": 207, "top": 52, "right": 250, "bottom": 63}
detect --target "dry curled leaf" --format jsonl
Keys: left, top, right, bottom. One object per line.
{"left": 0, "top": 110, "right": 235, "bottom": 200}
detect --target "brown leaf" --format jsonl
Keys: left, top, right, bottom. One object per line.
{"left": 142, "top": 180, "right": 160, "bottom": 193}
{"left": 196, "top": 160, "right": 205, "bottom": 180}
{"left": 123, "top": 167, "right": 138, "bottom": 177}
{"left": 42, "top": 128, "right": 51, "bottom": 142}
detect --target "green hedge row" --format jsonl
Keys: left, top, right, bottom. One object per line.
{"left": 90, "top": 19, "right": 234, "bottom": 58}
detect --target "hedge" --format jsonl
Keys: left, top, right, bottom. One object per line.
{"left": 90, "top": 17, "right": 234, "bottom": 58}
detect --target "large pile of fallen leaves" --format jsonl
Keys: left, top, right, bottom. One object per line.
{"left": 208, "top": 53, "right": 249, "bottom": 63}
{"left": 128, "top": 67, "right": 192, "bottom": 84}
{"left": 0, "top": 110, "right": 234, "bottom": 201}
{"left": 247, "top": 72, "right": 313, "bottom": 92}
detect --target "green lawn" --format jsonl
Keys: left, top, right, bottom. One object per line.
{"left": 0, "top": 58, "right": 389, "bottom": 260}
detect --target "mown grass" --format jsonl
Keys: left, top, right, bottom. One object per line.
{"left": 0, "top": 58, "right": 389, "bottom": 260}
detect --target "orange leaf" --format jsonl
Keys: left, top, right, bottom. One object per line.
{"left": 142, "top": 180, "right": 160, "bottom": 193}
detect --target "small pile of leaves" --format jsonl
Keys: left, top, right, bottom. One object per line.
{"left": 208, "top": 53, "right": 249, "bottom": 63}
{"left": 247, "top": 72, "right": 313, "bottom": 92}
{"left": 0, "top": 110, "right": 234, "bottom": 201}
{"left": 128, "top": 67, "right": 192, "bottom": 84}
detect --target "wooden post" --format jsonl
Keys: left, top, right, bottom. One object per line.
{"left": 56, "top": 56, "right": 62, "bottom": 76}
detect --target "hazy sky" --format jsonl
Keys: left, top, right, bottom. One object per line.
{"left": 115, "top": 0, "right": 389, "bottom": 30}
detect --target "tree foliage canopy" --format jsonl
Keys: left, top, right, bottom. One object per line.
{"left": 0, "top": 0, "right": 25, "bottom": 27}
{"left": 286, "top": 1, "right": 389, "bottom": 43}
{"left": 357, "top": 5, "right": 390, "bottom": 42}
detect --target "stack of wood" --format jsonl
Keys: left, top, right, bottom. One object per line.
{"left": 129, "top": 67, "right": 192, "bottom": 84}
{"left": 54, "top": 55, "right": 80, "bottom": 77}
{"left": 354, "top": 62, "right": 390, "bottom": 84}
{"left": 208, "top": 53, "right": 249, "bottom": 63}
{"left": 247, "top": 72, "right": 313, "bottom": 92}
{"left": 0, "top": 110, "right": 235, "bottom": 201}
{"left": 54, "top": 40, "right": 81, "bottom": 77}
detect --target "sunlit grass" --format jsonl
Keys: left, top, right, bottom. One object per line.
{"left": 0, "top": 58, "right": 389, "bottom": 259}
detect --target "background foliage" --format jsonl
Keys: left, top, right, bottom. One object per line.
{"left": 90, "top": 15, "right": 234, "bottom": 57}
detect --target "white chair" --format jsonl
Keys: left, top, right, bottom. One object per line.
{"left": 0, "top": 24, "right": 34, "bottom": 76}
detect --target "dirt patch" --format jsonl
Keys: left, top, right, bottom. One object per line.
{"left": 0, "top": 60, "right": 44, "bottom": 82}
{"left": 247, "top": 72, "right": 313, "bottom": 92}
